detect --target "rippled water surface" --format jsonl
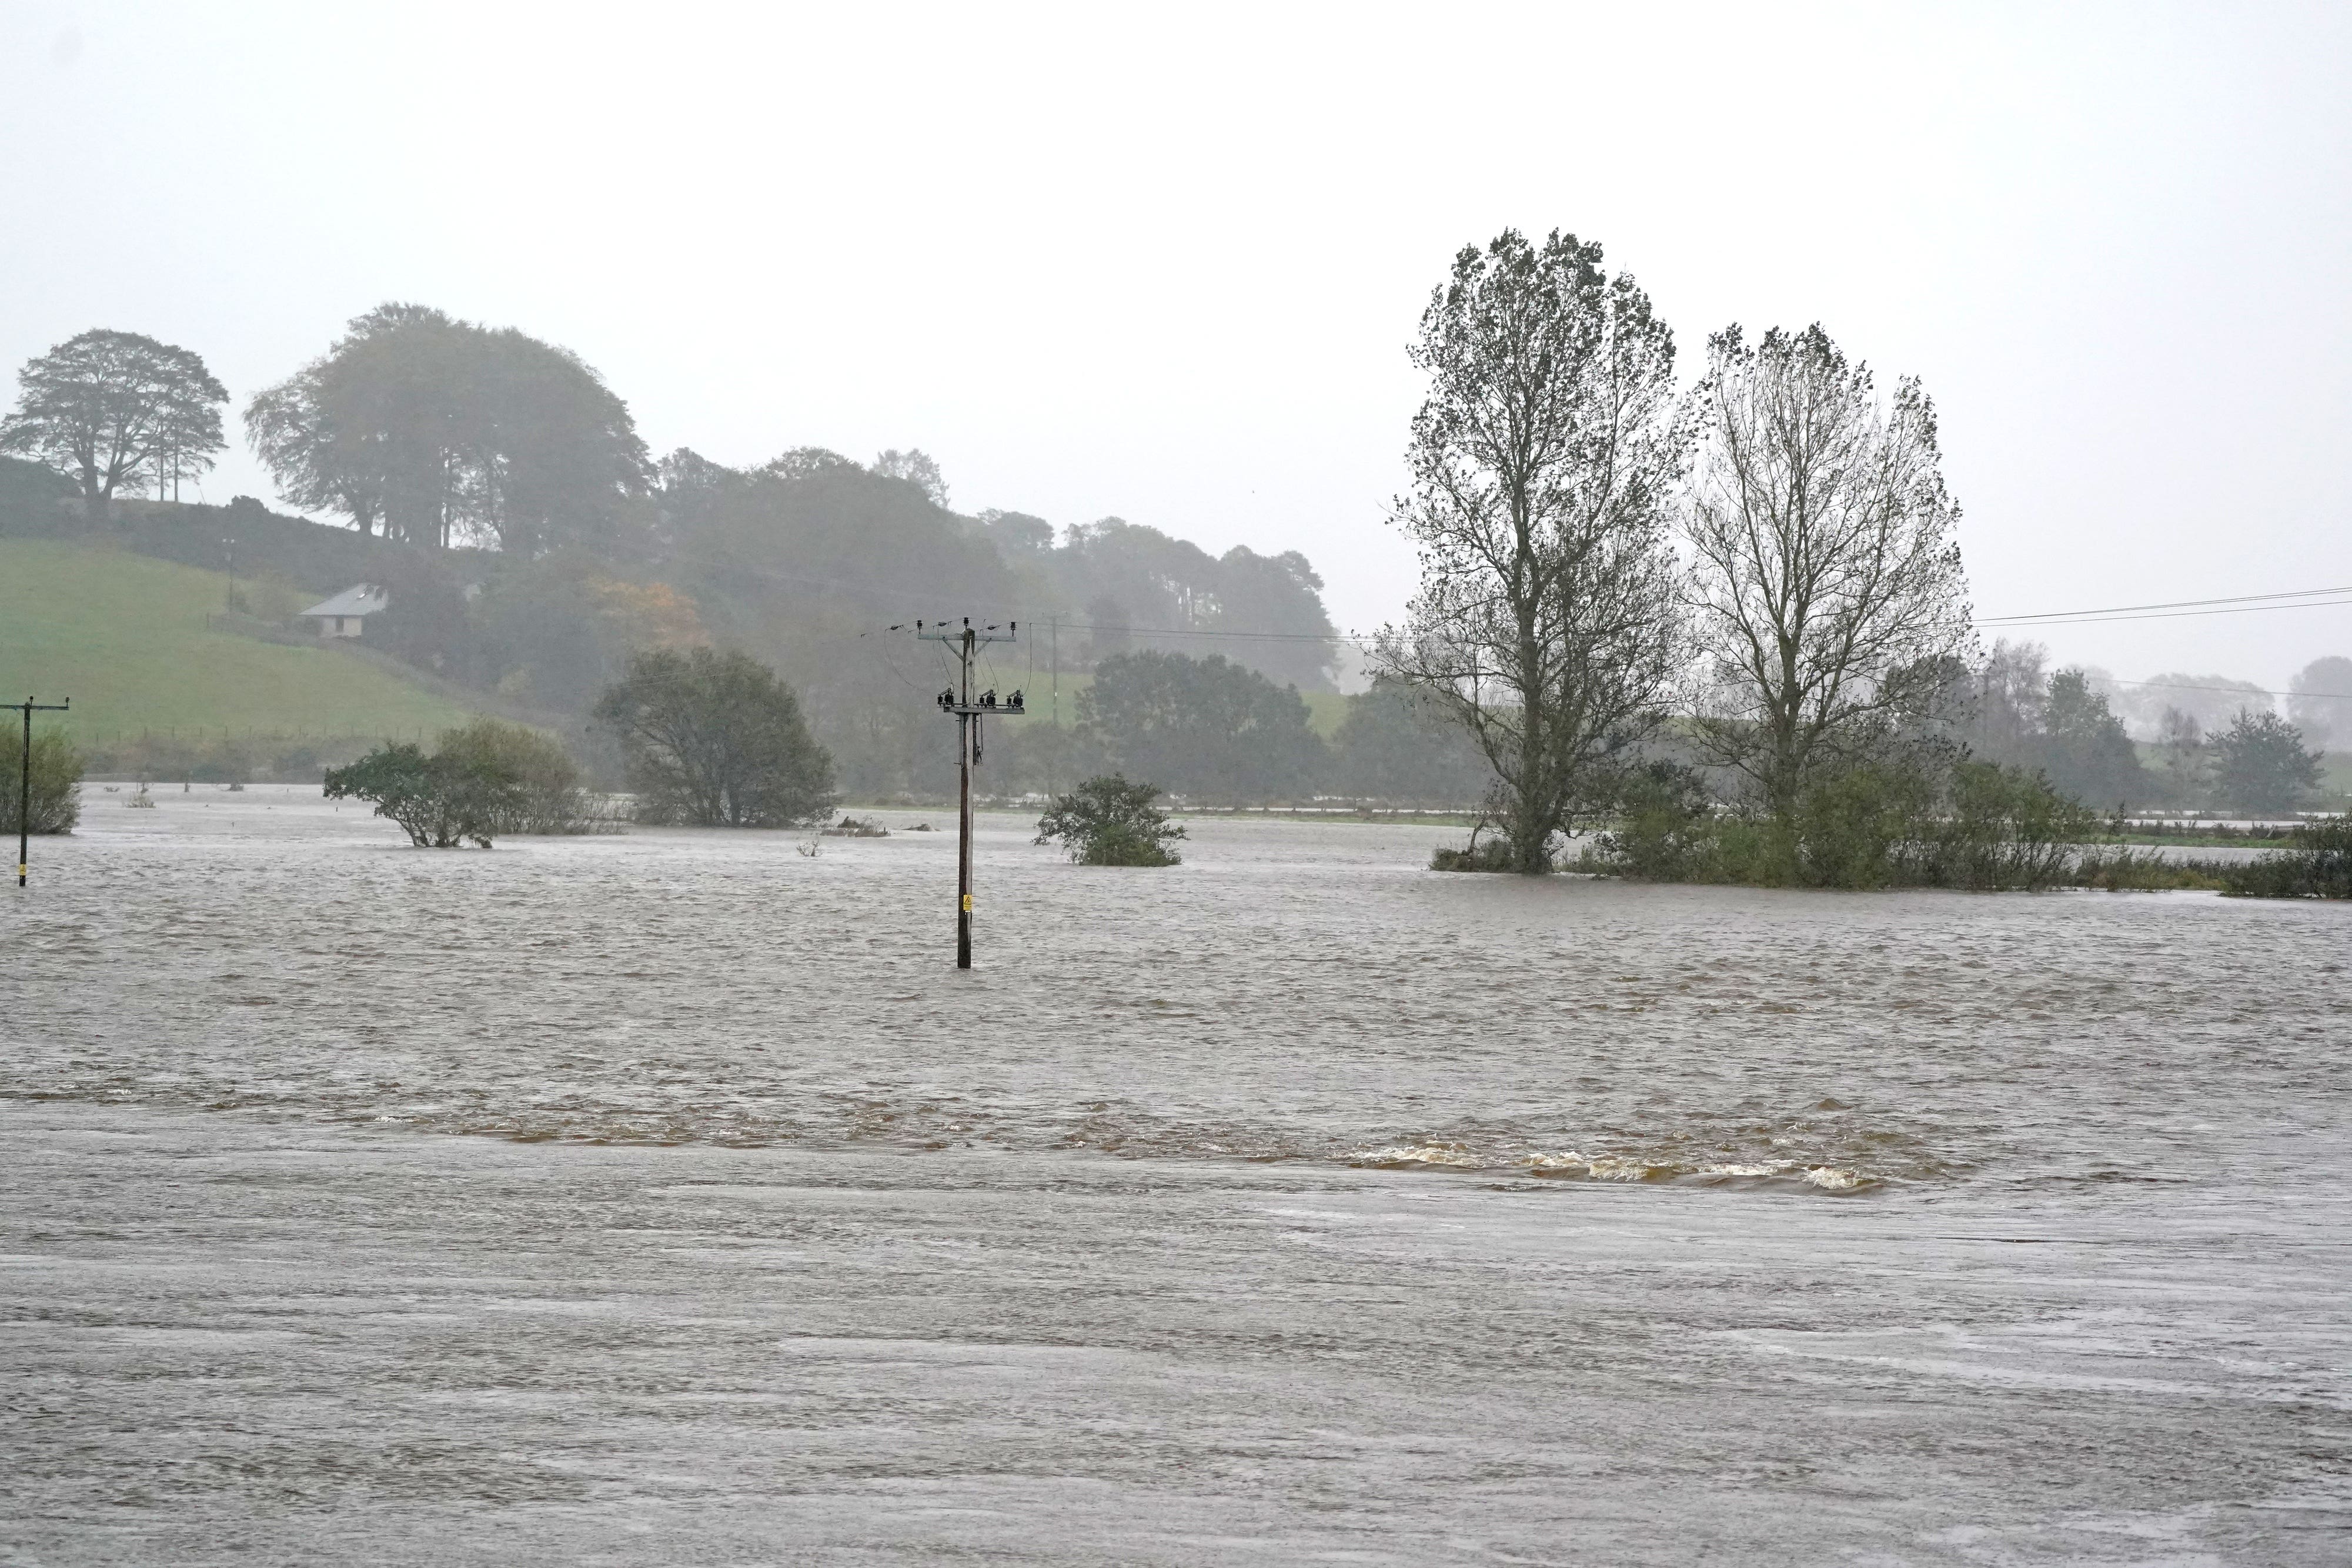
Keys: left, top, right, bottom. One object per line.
{"left": 5, "top": 787, "right": 2349, "bottom": 1563}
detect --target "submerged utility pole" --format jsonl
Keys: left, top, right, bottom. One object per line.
{"left": 913, "top": 620, "right": 1025, "bottom": 968}
{"left": 11, "top": 696, "right": 70, "bottom": 888}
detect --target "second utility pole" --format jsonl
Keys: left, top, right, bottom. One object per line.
{"left": 11, "top": 696, "right": 71, "bottom": 888}
{"left": 916, "top": 619, "right": 1025, "bottom": 968}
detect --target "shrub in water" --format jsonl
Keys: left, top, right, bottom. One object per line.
{"left": 1035, "top": 775, "right": 1185, "bottom": 866}
{"left": 594, "top": 647, "right": 837, "bottom": 828}
{"left": 1917, "top": 763, "right": 2100, "bottom": 890}
{"left": 433, "top": 718, "right": 603, "bottom": 834}
{"left": 2219, "top": 817, "right": 2352, "bottom": 899}
{"left": 0, "top": 728, "right": 82, "bottom": 835}
{"left": 1591, "top": 762, "right": 1720, "bottom": 881}
{"left": 325, "top": 740, "right": 527, "bottom": 848}
{"left": 1431, "top": 832, "right": 1522, "bottom": 872}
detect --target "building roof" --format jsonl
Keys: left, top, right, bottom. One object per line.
{"left": 300, "top": 584, "right": 390, "bottom": 618}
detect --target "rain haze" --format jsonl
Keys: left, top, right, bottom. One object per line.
{"left": 4, "top": 1, "right": 2349, "bottom": 683}
{"left": 6, "top": 5, "right": 2352, "bottom": 1566}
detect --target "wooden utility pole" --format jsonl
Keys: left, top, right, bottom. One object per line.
{"left": 11, "top": 696, "right": 71, "bottom": 888}
{"left": 913, "top": 620, "right": 1026, "bottom": 968}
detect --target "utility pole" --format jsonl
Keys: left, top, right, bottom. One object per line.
{"left": 911, "top": 620, "right": 1027, "bottom": 969}
{"left": 11, "top": 696, "right": 70, "bottom": 888}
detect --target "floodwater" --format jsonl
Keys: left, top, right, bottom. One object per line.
{"left": 5, "top": 785, "right": 2348, "bottom": 1563}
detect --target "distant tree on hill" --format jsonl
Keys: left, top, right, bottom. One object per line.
{"left": 1055, "top": 519, "right": 1340, "bottom": 690}
{"left": 1, "top": 329, "right": 228, "bottom": 517}
{"left": 593, "top": 647, "right": 837, "bottom": 827}
{"left": 245, "top": 303, "right": 650, "bottom": 554}
{"left": 1081, "top": 649, "right": 1324, "bottom": 802}
{"left": 871, "top": 448, "right": 948, "bottom": 507}
{"left": 475, "top": 561, "right": 708, "bottom": 712}
{"left": 2288, "top": 656, "right": 2352, "bottom": 750}
{"left": 2214, "top": 710, "right": 2323, "bottom": 815}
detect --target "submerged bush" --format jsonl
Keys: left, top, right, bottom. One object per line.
{"left": 2218, "top": 817, "right": 2352, "bottom": 899}
{"left": 434, "top": 718, "right": 604, "bottom": 834}
{"left": 1582, "top": 758, "right": 2147, "bottom": 892}
{"left": 1591, "top": 762, "right": 1719, "bottom": 881}
{"left": 0, "top": 727, "right": 82, "bottom": 835}
{"left": 325, "top": 722, "right": 605, "bottom": 846}
{"left": 594, "top": 647, "right": 837, "bottom": 828}
{"left": 1431, "top": 818, "right": 1525, "bottom": 872}
{"left": 1912, "top": 763, "right": 2100, "bottom": 890}
{"left": 325, "top": 740, "right": 526, "bottom": 848}
{"left": 1035, "top": 775, "right": 1185, "bottom": 866}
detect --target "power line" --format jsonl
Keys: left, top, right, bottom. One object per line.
{"left": 1977, "top": 583, "right": 2352, "bottom": 625}
{"left": 2096, "top": 675, "right": 2352, "bottom": 703}
{"left": 697, "top": 538, "right": 2348, "bottom": 646}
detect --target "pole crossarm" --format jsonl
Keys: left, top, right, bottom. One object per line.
{"left": 12, "top": 695, "right": 71, "bottom": 889}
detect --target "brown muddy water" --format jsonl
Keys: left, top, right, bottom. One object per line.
{"left": 4, "top": 785, "right": 2348, "bottom": 1564}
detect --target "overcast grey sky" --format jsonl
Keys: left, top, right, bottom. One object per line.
{"left": 4, "top": 1, "right": 2347, "bottom": 693}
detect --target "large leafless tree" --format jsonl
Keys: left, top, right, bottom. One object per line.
{"left": 1683, "top": 324, "right": 1972, "bottom": 820}
{"left": 1378, "top": 230, "right": 1685, "bottom": 873}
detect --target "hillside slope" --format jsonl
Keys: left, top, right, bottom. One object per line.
{"left": 0, "top": 539, "right": 483, "bottom": 740}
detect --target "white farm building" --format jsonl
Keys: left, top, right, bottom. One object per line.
{"left": 300, "top": 584, "right": 389, "bottom": 639}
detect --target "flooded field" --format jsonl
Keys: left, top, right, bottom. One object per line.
{"left": 6, "top": 786, "right": 2350, "bottom": 1563}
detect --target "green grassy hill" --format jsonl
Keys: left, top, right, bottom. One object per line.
{"left": 0, "top": 539, "right": 483, "bottom": 741}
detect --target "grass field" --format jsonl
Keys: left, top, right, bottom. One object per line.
{"left": 0, "top": 539, "right": 482, "bottom": 740}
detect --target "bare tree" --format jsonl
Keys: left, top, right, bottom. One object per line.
{"left": 1683, "top": 325, "right": 1972, "bottom": 821}
{"left": 1378, "top": 230, "right": 1685, "bottom": 873}
{"left": 1, "top": 329, "right": 228, "bottom": 519}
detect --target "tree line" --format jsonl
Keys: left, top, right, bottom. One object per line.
{"left": 5, "top": 265, "right": 2341, "bottom": 850}
{"left": 1381, "top": 228, "right": 2337, "bottom": 882}
{"left": 0, "top": 309, "right": 1354, "bottom": 798}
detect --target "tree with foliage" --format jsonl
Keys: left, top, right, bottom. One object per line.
{"left": 1035, "top": 774, "right": 1185, "bottom": 865}
{"left": 474, "top": 561, "right": 709, "bottom": 713}
{"left": 1684, "top": 324, "right": 1972, "bottom": 833}
{"left": 593, "top": 647, "right": 837, "bottom": 827}
{"left": 1081, "top": 648, "right": 1324, "bottom": 802}
{"left": 433, "top": 718, "right": 600, "bottom": 834}
{"left": 2213, "top": 710, "right": 2323, "bottom": 815}
{"left": 1052, "top": 518, "right": 1341, "bottom": 691}
{"left": 1, "top": 727, "right": 82, "bottom": 835}
{"left": 2034, "top": 668, "right": 2145, "bottom": 807}
{"left": 2287, "top": 656, "right": 2352, "bottom": 750}
{"left": 325, "top": 738, "right": 527, "bottom": 847}
{"left": 1378, "top": 229, "right": 1685, "bottom": 874}
{"left": 1330, "top": 676, "right": 1491, "bottom": 804}
{"left": 1967, "top": 643, "right": 2144, "bottom": 807}
{"left": 870, "top": 448, "right": 949, "bottom": 507}
{"left": 245, "top": 303, "right": 650, "bottom": 553}
{"left": 1, "top": 329, "right": 228, "bottom": 517}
